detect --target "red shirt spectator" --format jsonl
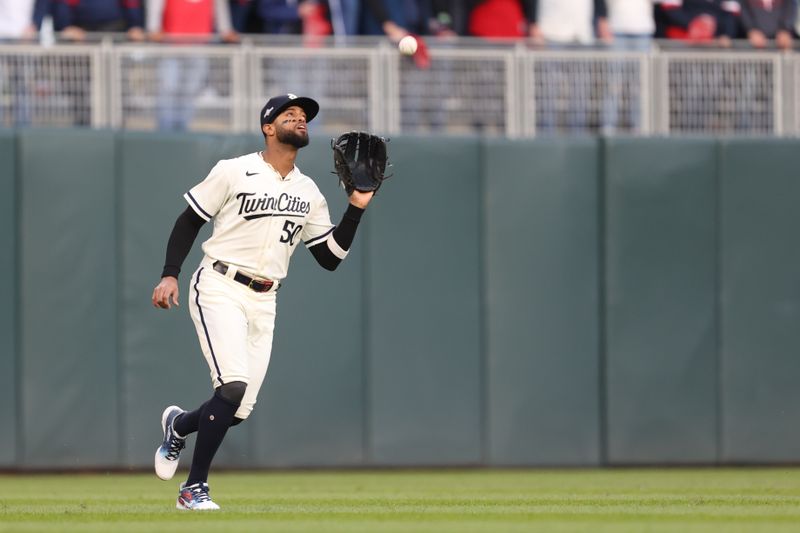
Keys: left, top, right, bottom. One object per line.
{"left": 468, "top": 0, "right": 527, "bottom": 38}
{"left": 146, "top": 0, "right": 236, "bottom": 39}
{"left": 655, "top": 0, "right": 741, "bottom": 42}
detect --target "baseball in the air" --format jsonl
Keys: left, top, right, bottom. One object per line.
{"left": 398, "top": 35, "right": 418, "bottom": 55}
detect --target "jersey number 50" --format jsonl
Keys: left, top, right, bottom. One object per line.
{"left": 280, "top": 220, "right": 303, "bottom": 246}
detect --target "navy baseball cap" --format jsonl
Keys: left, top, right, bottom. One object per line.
{"left": 260, "top": 94, "right": 319, "bottom": 126}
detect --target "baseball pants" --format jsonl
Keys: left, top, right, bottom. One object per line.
{"left": 188, "top": 256, "right": 277, "bottom": 419}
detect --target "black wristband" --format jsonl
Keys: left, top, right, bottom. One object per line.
{"left": 308, "top": 203, "right": 366, "bottom": 271}
{"left": 343, "top": 203, "right": 365, "bottom": 223}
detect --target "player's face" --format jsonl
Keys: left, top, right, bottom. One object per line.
{"left": 275, "top": 106, "right": 309, "bottom": 148}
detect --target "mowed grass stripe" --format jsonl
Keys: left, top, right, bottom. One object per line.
{"left": 2, "top": 469, "right": 800, "bottom": 532}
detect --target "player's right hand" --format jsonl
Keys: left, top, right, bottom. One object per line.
{"left": 152, "top": 277, "right": 180, "bottom": 309}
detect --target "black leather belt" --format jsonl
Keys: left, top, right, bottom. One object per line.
{"left": 212, "top": 261, "right": 276, "bottom": 293}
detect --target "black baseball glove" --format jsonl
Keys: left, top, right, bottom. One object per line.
{"left": 331, "top": 131, "right": 390, "bottom": 195}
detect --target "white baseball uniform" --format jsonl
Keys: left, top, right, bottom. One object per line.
{"left": 184, "top": 152, "right": 347, "bottom": 419}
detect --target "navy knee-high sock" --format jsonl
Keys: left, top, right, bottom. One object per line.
{"left": 174, "top": 401, "right": 244, "bottom": 437}
{"left": 173, "top": 400, "right": 209, "bottom": 437}
{"left": 185, "top": 392, "right": 239, "bottom": 486}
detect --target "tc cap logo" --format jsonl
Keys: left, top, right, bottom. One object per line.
{"left": 260, "top": 94, "right": 319, "bottom": 126}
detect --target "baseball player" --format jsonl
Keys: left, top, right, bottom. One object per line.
{"left": 151, "top": 93, "right": 373, "bottom": 511}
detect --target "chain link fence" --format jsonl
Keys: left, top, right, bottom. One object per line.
{"left": 521, "top": 50, "right": 651, "bottom": 136}
{"left": 110, "top": 44, "right": 243, "bottom": 132}
{"left": 249, "top": 45, "right": 377, "bottom": 135}
{"left": 657, "top": 52, "right": 781, "bottom": 135}
{"left": 0, "top": 39, "right": 798, "bottom": 137}
{"left": 0, "top": 44, "right": 103, "bottom": 129}
{"left": 389, "top": 48, "right": 517, "bottom": 136}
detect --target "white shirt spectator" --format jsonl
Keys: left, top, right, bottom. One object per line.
{"left": 606, "top": 0, "right": 656, "bottom": 35}
{"left": 0, "top": 0, "right": 35, "bottom": 38}
{"left": 536, "top": 0, "right": 596, "bottom": 43}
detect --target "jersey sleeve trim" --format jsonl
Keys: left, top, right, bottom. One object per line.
{"left": 304, "top": 226, "right": 335, "bottom": 247}
{"left": 184, "top": 191, "right": 213, "bottom": 221}
{"left": 326, "top": 233, "right": 349, "bottom": 260}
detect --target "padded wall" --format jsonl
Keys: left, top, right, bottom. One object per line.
{"left": 604, "top": 138, "right": 719, "bottom": 464}
{"left": 4, "top": 130, "right": 800, "bottom": 468}
{"left": 719, "top": 139, "right": 800, "bottom": 462}
{"left": 18, "top": 130, "right": 119, "bottom": 466}
{"left": 367, "top": 137, "right": 483, "bottom": 465}
{"left": 0, "top": 131, "right": 17, "bottom": 465}
{"left": 484, "top": 139, "right": 601, "bottom": 466}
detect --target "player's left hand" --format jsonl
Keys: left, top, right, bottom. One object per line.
{"left": 349, "top": 190, "right": 374, "bottom": 209}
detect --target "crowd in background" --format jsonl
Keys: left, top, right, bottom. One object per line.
{"left": 1, "top": 0, "right": 799, "bottom": 133}
{"left": 0, "top": 0, "right": 799, "bottom": 49}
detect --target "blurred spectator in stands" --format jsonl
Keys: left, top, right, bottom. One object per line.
{"left": 52, "top": 0, "right": 146, "bottom": 126}
{"left": 654, "top": 0, "right": 741, "bottom": 45}
{"left": 735, "top": 0, "right": 795, "bottom": 131}
{"left": 311, "top": 0, "right": 460, "bottom": 40}
{"left": 427, "top": 1, "right": 464, "bottom": 36}
{"left": 361, "top": 1, "right": 461, "bottom": 130}
{"left": 230, "top": 0, "right": 261, "bottom": 33}
{"left": 605, "top": 0, "right": 654, "bottom": 45}
{"left": 256, "top": 0, "right": 320, "bottom": 34}
{"left": 0, "top": 0, "right": 36, "bottom": 126}
{"left": 360, "top": 0, "right": 458, "bottom": 40}
{"left": 468, "top": 0, "right": 528, "bottom": 38}
{"left": 358, "top": 0, "right": 417, "bottom": 40}
{"left": 31, "top": 0, "right": 55, "bottom": 34}
{"left": 0, "top": 0, "right": 37, "bottom": 40}
{"left": 602, "top": 0, "right": 655, "bottom": 134}
{"left": 656, "top": 1, "right": 740, "bottom": 131}
{"left": 796, "top": 0, "right": 800, "bottom": 36}
{"left": 740, "top": 0, "right": 796, "bottom": 49}
{"left": 148, "top": 0, "right": 238, "bottom": 42}
{"left": 528, "top": 0, "right": 612, "bottom": 44}
{"left": 461, "top": 0, "right": 529, "bottom": 132}
{"left": 529, "top": 0, "right": 611, "bottom": 134}
{"left": 52, "top": 0, "right": 145, "bottom": 41}
{"left": 147, "top": 0, "right": 238, "bottom": 131}
{"left": 318, "top": 0, "right": 357, "bottom": 36}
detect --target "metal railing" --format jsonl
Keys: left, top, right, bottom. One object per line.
{"left": 0, "top": 37, "right": 798, "bottom": 137}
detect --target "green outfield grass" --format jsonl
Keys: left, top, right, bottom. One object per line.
{"left": 1, "top": 469, "right": 800, "bottom": 532}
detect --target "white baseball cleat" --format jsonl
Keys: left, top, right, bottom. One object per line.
{"left": 154, "top": 405, "right": 186, "bottom": 481}
{"left": 176, "top": 482, "right": 220, "bottom": 511}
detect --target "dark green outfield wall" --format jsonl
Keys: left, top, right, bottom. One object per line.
{"left": 0, "top": 131, "right": 16, "bottom": 467}
{"left": 1, "top": 129, "right": 799, "bottom": 468}
{"left": 484, "top": 139, "right": 601, "bottom": 466}
{"left": 604, "top": 138, "right": 719, "bottom": 464}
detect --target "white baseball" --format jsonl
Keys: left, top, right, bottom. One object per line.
{"left": 398, "top": 35, "right": 418, "bottom": 56}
